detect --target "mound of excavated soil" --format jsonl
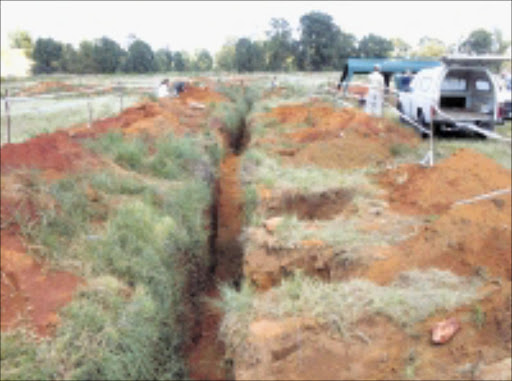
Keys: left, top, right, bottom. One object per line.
{"left": 68, "top": 85, "right": 226, "bottom": 139}
{"left": 67, "top": 102, "right": 174, "bottom": 139}
{"left": 361, "top": 192, "right": 511, "bottom": 284}
{"left": 257, "top": 103, "right": 418, "bottom": 170}
{"left": 179, "top": 85, "right": 228, "bottom": 104}
{"left": 380, "top": 148, "right": 512, "bottom": 215}
{"left": 1, "top": 131, "right": 100, "bottom": 175}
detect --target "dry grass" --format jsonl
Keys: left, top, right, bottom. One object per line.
{"left": 219, "top": 269, "right": 481, "bottom": 350}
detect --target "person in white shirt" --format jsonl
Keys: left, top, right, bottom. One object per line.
{"left": 365, "top": 64, "right": 385, "bottom": 117}
{"left": 157, "top": 79, "right": 170, "bottom": 98}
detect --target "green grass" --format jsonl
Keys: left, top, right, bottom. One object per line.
{"left": 19, "top": 175, "right": 108, "bottom": 263}
{"left": 212, "top": 85, "right": 259, "bottom": 151}
{"left": 241, "top": 148, "right": 347, "bottom": 193}
{"left": 87, "top": 131, "right": 220, "bottom": 182}
{"left": 88, "top": 132, "right": 148, "bottom": 170}
{"left": 148, "top": 133, "right": 207, "bottom": 180}
{"left": 6, "top": 178, "right": 213, "bottom": 380}
{"left": 90, "top": 170, "right": 149, "bottom": 195}
{"left": 471, "top": 304, "right": 486, "bottom": 329}
{"left": 4, "top": 124, "right": 217, "bottom": 380}
{"left": 219, "top": 269, "right": 481, "bottom": 350}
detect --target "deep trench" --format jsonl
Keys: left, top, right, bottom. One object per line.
{"left": 187, "top": 100, "right": 251, "bottom": 380}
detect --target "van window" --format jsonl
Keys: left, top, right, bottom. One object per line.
{"left": 421, "top": 77, "right": 432, "bottom": 91}
{"left": 442, "top": 77, "right": 467, "bottom": 91}
{"left": 475, "top": 80, "right": 490, "bottom": 91}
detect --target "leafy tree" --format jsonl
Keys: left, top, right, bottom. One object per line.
{"left": 413, "top": 36, "right": 447, "bottom": 58}
{"left": 173, "top": 51, "right": 185, "bottom": 71}
{"left": 215, "top": 40, "right": 236, "bottom": 71}
{"left": 333, "top": 30, "right": 358, "bottom": 69}
{"left": 391, "top": 37, "right": 412, "bottom": 58}
{"left": 93, "top": 37, "right": 124, "bottom": 73}
{"left": 492, "top": 28, "right": 510, "bottom": 55}
{"left": 58, "top": 43, "right": 80, "bottom": 73}
{"left": 234, "top": 38, "right": 265, "bottom": 72}
{"left": 194, "top": 49, "right": 213, "bottom": 71}
{"left": 235, "top": 38, "right": 253, "bottom": 72}
{"left": 32, "top": 38, "right": 63, "bottom": 74}
{"left": 297, "top": 11, "right": 341, "bottom": 71}
{"left": 76, "top": 40, "right": 99, "bottom": 73}
{"left": 155, "top": 48, "right": 173, "bottom": 72}
{"left": 8, "top": 29, "right": 33, "bottom": 58}
{"left": 358, "top": 34, "right": 393, "bottom": 58}
{"left": 250, "top": 41, "right": 266, "bottom": 71}
{"left": 123, "top": 39, "right": 156, "bottom": 73}
{"left": 173, "top": 51, "right": 191, "bottom": 71}
{"left": 265, "top": 18, "right": 294, "bottom": 71}
{"left": 461, "top": 29, "right": 493, "bottom": 55}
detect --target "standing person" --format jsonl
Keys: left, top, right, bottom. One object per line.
{"left": 365, "top": 64, "right": 385, "bottom": 116}
{"left": 271, "top": 76, "right": 278, "bottom": 89}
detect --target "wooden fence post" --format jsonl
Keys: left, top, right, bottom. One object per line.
{"left": 119, "top": 83, "right": 124, "bottom": 113}
{"left": 5, "top": 89, "right": 11, "bottom": 144}
{"left": 87, "top": 94, "right": 92, "bottom": 128}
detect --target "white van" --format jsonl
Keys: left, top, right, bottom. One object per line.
{"left": 397, "top": 56, "right": 505, "bottom": 135}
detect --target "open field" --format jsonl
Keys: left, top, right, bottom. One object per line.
{"left": 1, "top": 73, "right": 511, "bottom": 380}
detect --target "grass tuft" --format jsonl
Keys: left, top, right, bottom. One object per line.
{"left": 219, "top": 269, "right": 481, "bottom": 349}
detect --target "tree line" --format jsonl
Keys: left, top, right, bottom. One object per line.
{"left": 9, "top": 11, "right": 510, "bottom": 75}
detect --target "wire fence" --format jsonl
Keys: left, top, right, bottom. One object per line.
{"left": 1, "top": 85, "right": 154, "bottom": 145}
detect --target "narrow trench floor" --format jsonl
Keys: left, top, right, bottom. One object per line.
{"left": 187, "top": 152, "right": 244, "bottom": 380}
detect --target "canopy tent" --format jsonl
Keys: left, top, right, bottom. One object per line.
{"left": 340, "top": 58, "right": 441, "bottom": 90}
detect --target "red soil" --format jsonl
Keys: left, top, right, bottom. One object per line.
{"left": 361, "top": 150, "right": 511, "bottom": 285}
{"left": 1, "top": 243, "right": 83, "bottom": 336}
{"left": 67, "top": 85, "right": 226, "bottom": 139}
{"left": 379, "top": 148, "right": 512, "bottom": 215}
{"left": 347, "top": 84, "right": 369, "bottom": 97}
{"left": 0, "top": 131, "right": 100, "bottom": 175}
{"left": 179, "top": 85, "right": 228, "bottom": 104}
{"left": 258, "top": 103, "right": 418, "bottom": 170}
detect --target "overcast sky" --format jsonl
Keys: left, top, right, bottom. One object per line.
{"left": 1, "top": 1, "right": 511, "bottom": 54}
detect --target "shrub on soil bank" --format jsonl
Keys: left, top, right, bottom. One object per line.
{"left": 90, "top": 170, "right": 149, "bottom": 195}
{"left": 19, "top": 175, "right": 108, "bottom": 262}
{"left": 219, "top": 269, "right": 481, "bottom": 348}
{"left": 86, "top": 131, "right": 147, "bottom": 170}
{"left": 86, "top": 131, "right": 220, "bottom": 183}
{"left": 213, "top": 85, "right": 259, "bottom": 151}
{"left": 4, "top": 131, "right": 216, "bottom": 379}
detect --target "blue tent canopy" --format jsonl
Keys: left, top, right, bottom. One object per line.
{"left": 340, "top": 58, "right": 441, "bottom": 89}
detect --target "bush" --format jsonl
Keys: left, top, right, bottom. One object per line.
{"left": 85, "top": 132, "right": 147, "bottom": 170}
{"left": 148, "top": 133, "right": 204, "bottom": 180}
{"left": 90, "top": 171, "right": 148, "bottom": 195}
